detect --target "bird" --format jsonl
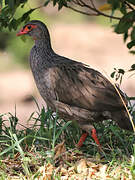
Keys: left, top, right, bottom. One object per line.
{"left": 16, "top": 20, "right": 133, "bottom": 148}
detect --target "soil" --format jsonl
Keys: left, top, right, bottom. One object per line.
{"left": 0, "top": 23, "right": 135, "bottom": 125}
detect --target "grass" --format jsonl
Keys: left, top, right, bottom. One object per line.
{"left": 0, "top": 101, "right": 135, "bottom": 179}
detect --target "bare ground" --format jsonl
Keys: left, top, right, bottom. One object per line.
{"left": 0, "top": 23, "right": 135, "bottom": 125}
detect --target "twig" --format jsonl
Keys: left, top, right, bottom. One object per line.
{"left": 67, "top": 5, "right": 97, "bottom": 16}
{"left": 34, "top": 1, "right": 121, "bottom": 20}
{"left": 103, "top": 70, "right": 135, "bottom": 132}
{"left": 67, "top": 5, "right": 121, "bottom": 20}
{"left": 123, "top": 0, "right": 135, "bottom": 11}
{"left": 89, "top": 0, "right": 96, "bottom": 9}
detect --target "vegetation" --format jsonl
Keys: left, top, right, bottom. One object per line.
{"left": 0, "top": 0, "right": 135, "bottom": 179}
{"left": 0, "top": 104, "right": 134, "bottom": 179}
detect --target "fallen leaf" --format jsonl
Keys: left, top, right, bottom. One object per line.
{"left": 76, "top": 159, "right": 87, "bottom": 174}
{"left": 54, "top": 141, "right": 66, "bottom": 160}
{"left": 60, "top": 167, "right": 68, "bottom": 176}
{"left": 68, "top": 166, "right": 75, "bottom": 176}
{"left": 39, "top": 163, "right": 54, "bottom": 180}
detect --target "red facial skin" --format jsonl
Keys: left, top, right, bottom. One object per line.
{"left": 16, "top": 24, "right": 37, "bottom": 36}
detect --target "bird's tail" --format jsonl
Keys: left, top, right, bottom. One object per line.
{"left": 112, "top": 110, "right": 133, "bottom": 131}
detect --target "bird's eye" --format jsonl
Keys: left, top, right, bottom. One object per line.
{"left": 27, "top": 25, "right": 32, "bottom": 30}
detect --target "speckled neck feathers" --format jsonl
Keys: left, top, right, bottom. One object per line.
{"left": 34, "top": 27, "right": 53, "bottom": 52}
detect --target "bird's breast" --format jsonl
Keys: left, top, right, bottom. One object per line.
{"left": 30, "top": 58, "right": 57, "bottom": 103}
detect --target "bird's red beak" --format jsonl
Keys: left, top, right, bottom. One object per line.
{"left": 16, "top": 25, "right": 37, "bottom": 36}
{"left": 16, "top": 28, "right": 27, "bottom": 36}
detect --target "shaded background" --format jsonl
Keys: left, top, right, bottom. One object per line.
{"left": 0, "top": 0, "right": 135, "bottom": 124}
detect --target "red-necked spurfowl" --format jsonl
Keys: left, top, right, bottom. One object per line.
{"left": 16, "top": 20, "right": 132, "bottom": 149}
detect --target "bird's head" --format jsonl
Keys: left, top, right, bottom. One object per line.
{"left": 16, "top": 20, "right": 50, "bottom": 40}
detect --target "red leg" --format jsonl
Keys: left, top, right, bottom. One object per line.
{"left": 77, "top": 132, "right": 88, "bottom": 148}
{"left": 91, "top": 128, "right": 102, "bottom": 149}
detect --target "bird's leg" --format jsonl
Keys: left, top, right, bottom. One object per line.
{"left": 76, "top": 132, "right": 88, "bottom": 148}
{"left": 76, "top": 128, "right": 102, "bottom": 150}
{"left": 91, "top": 128, "right": 102, "bottom": 150}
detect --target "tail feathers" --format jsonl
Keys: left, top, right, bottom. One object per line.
{"left": 112, "top": 111, "right": 133, "bottom": 131}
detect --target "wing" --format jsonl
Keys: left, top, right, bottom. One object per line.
{"left": 49, "top": 58, "right": 126, "bottom": 112}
